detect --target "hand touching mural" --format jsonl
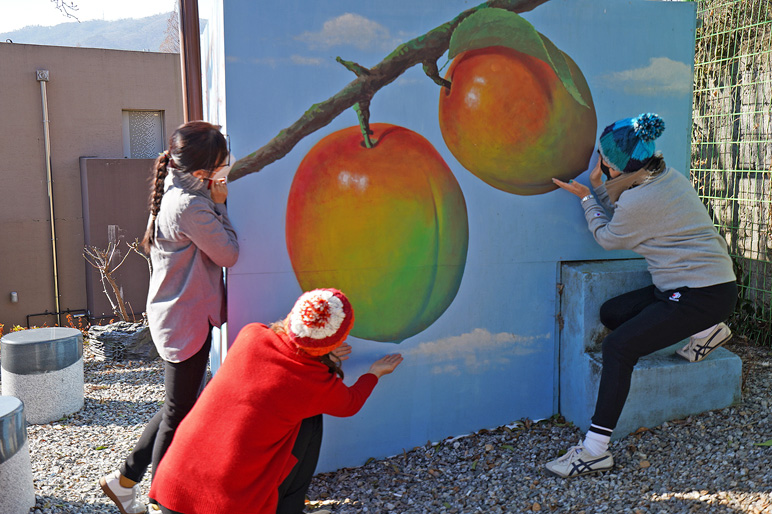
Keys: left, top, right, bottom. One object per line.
{"left": 439, "top": 9, "right": 596, "bottom": 195}
{"left": 286, "top": 124, "right": 469, "bottom": 342}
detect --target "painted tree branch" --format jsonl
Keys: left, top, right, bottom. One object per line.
{"left": 228, "top": 0, "right": 550, "bottom": 181}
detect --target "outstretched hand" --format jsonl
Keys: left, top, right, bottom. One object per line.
{"left": 551, "top": 177, "right": 591, "bottom": 199}
{"left": 368, "top": 354, "right": 403, "bottom": 379}
{"left": 331, "top": 343, "right": 352, "bottom": 363}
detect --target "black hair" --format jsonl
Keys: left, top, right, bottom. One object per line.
{"left": 141, "top": 121, "right": 228, "bottom": 253}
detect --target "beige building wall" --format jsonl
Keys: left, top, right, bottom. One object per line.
{"left": 0, "top": 43, "right": 183, "bottom": 330}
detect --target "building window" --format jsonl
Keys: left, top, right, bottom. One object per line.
{"left": 122, "top": 110, "right": 165, "bottom": 158}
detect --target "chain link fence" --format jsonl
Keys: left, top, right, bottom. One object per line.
{"left": 691, "top": 0, "right": 772, "bottom": 346}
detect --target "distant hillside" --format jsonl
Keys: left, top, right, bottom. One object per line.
{"left": 0, "top": 13, "right": 176, "bottom": 52}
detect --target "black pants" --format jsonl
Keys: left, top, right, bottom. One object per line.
{"left": 591, "top": 281, "right": 736, "bottom": 430}
{"left": 120, "top": 331, "right": 212, "bottom": 483}
{"left": 277, "top": 414, "right": 324, "bottom": 514}
{"left": 156, "top": 415, "right": 323, "bottom": 514}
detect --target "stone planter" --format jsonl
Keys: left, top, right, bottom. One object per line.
{"left": 88, "top": 321, "right": 158, "bottom": 361}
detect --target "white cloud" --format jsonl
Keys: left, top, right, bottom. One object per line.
{"left": 600, "top": 57, "right": 692, "bottom": 96}
{"left": 290, "top": 55, "right": 324, "bottom": 66}
{"left": 296, "top": 13, "right": 402, "bottom": 51}
{"left": 403, "top": 328, "right": 547, "bottom": 376}
{"left": 249, "top": 57, "right": 279, "bottom": 67}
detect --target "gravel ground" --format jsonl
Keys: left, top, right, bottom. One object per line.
{"left": 3, "top": 338, "right": 770, "bottom": 514}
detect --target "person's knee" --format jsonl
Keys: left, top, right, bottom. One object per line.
{"left": 599, "top": 300, "right": 621, "bottom": 330}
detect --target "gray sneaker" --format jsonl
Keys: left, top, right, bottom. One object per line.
{"left": 676, "top": 322, "right": 732, "bottom": 363}
{"left": 545, "top": 443, "right": 614, "bottom": 478}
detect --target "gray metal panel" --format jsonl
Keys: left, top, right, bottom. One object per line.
{"left": 0, "top": 396, "right": 26, "bottom": 464}
{"left": 1, "top": 327, "right": 83, "bottom": 374}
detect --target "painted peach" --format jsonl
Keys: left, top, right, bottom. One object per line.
{"left": 439, "top": 45, "right": 596, "bottom": 195}
{"left": 286, "top": 123, "right": 468, "bottom": 342}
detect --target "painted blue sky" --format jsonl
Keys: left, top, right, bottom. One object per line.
{"left": 222, "top": 0, "right": 695, "bottom": 177}
{"left": 213, "top": 0, "right": 698, "bottom": 471}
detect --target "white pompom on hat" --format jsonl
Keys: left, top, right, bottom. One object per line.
{"left": 286, "top": 288, "right": 354, "bottom": 356}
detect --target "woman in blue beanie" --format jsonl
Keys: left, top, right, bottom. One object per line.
{"left": 548, "top": 113, "right": 736, "bottom": 478}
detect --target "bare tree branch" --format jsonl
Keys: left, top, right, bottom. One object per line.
{"left": 129, "top": 238, "right": 153, "bottom": 275}
{"left": 228, "top": 0, "right": 550, "bottom": 182}
{"left": 83, "top": 243, "right": 131, "bottom": 321}
{"left": 50, "top": 0, "right": 79, "bottom": 22}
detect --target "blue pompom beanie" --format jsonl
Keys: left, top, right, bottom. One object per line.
{"left": 599, "top": 113, "right": 666, "bottom": 173}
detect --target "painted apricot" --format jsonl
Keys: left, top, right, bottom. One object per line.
{"left": 286, "top": 123, "right": 469, "bottom": 343}
{"left": 438, "top": 45, "right": 596, "bottom": 195}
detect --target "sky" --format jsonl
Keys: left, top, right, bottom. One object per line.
{"left": 0, "top": 0, "right": 178, "bottom": 33}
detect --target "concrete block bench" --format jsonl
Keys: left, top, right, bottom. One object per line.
{"left": 1, "top": 327, "right": 84, "bottom": 424}
{"left": 0, "top": 396, "right": 35, "bottom": 513}
{"left": 559, "top": 259, "right": 742, "bottom": 439}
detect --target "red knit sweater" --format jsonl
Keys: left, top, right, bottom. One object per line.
{"left": 149, "top": 323, "right": 378, "bottom": 513}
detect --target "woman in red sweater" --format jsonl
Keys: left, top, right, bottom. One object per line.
{"left": 149, "top": 288, "right": 402, "bottom": 514}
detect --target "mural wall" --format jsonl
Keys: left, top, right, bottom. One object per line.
{"left": 203, "top": 0, "right": 697, "bottom": 471}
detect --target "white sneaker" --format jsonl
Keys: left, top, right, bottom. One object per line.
{"left": 676, "top": 322, "right": 732, "bottom": 363}
{"left": 99, "top": 470, "right": 146, "bottom": 514}
{"left": 545, "top": 443, "right": 614, "bottom": 478}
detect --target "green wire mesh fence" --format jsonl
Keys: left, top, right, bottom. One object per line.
{"left": 691, "top": 0, "right": 772, "bottom": 346}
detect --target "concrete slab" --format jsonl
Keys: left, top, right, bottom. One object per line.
{"left": 560, "top": 260, "right": 742, "bottom": 438}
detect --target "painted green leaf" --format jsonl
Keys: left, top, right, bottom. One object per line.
{"left": 754, "top": 439, "right": 772, "bottom": 446}
{"left": 449, "top": 8, "right": 589, "bottom": 108}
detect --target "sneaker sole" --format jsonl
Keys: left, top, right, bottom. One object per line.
{"left": 99, "top": 477, "right": 141, "bottom": 514}
{"left": 545, "top": 464, "right": 614, "bottom": 479}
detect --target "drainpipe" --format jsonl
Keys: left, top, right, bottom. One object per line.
{"left": 37, "top": 69, "right": 61, "bottom": 326}
{"left": 179, "top": 0, "right": 203, "bottom": 122}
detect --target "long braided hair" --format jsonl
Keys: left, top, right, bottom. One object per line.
{"left": 141, "top": 121, "right": 229, "bottom": 253}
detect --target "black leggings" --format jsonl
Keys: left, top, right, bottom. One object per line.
{"left": 120, "top": 331, "right": 212, "bottom": 483}
{"left": 154, "top": 415, "right": 323, "bottom": 514}
{"left": 277, "top": 415, "right": 324, "bottom": 514}
{"left": 592, "top": 281, "right": 736, "bottom": 430}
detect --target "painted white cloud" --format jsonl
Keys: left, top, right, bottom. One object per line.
{"left": 600, "top": 57, "right": 692, "bottom": 96}
{"left": 296, "top": 13, "right": 402, "bottom": 51}
{"left": 249, "top": 57, "right": 279, "bottom": 67}
{"left": 403, "top": 328, "right": 548, "bottom": 376}
{"left": 290, "top": 55, "right": 324, "bottom": 66}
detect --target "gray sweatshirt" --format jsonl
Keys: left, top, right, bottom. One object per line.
{"left": 146, "top": 168, "right": 239, "bottom": 362}
{"left": 583, "top": 167, "right": 735, "bottom": 291}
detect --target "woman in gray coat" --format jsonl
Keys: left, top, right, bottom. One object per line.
{"left": 101, "top": 121, "right": 239, "bottom": 513}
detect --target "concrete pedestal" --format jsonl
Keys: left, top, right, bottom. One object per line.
{"left": 559, "top": 259, "right": 742, "bottom": 438}
{"left": 1, "top": 327, "right": 84, "bottom": 424}
{"left": 0, "top": 396, "right": 35, "bottom": 513}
